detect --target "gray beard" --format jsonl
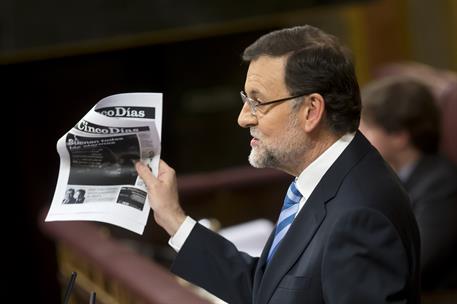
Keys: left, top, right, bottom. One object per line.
{"left": 248, "top": 146, "right": 282, "bottom": 169}
{"left": 248, "top": 113, "right": 307, "bottom": 171}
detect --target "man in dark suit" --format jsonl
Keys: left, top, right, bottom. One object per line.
{"left": 74, "top": 189, "right": 86, "bottom": 204}
{"left": 136, "top": 25, "right": 420, "bottom": 303}
{"left": 62, "top": 188, "right": 76, "bottom": 204}
{"left": 360, "top": 76, "right": 457, "bottom": 291}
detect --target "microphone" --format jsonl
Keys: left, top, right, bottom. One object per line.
{"left": 89, "top": 291, "right": 96, "bottom": 304}
{"left": 62, "top": 272, "right": 77, "bottom": 304}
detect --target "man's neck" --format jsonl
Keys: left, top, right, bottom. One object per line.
{"left": 390, "top": 147, "right": 422, "bottom": 173}
{"left": 286, "top": 130, "right": 341, "bottom": 176}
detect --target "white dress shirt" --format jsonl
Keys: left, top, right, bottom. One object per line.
{"left": 169, "top": 133, "right": 355, "bottom": 252}
{"left": 397, "top": 160, "right": 418, "bottom": 183}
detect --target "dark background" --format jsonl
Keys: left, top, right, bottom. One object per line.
{"left": 6, "top": 29, "right": 258, "bottom": 303}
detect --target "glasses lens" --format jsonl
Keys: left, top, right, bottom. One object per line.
{"left": 240, "top": 91, "right": 246, "bottom": 104}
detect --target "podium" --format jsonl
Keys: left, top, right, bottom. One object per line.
{"left": 40, "top": 218, "right": 210, "bottom": 304}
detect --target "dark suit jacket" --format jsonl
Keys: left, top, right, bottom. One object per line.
{"left": 403, "top": 155, "right": 457, "bottom": 290}
{"left": 171, "top": 132, "right": 421, "bottom": 304}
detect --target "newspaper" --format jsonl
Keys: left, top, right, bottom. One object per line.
{"left": 45, "top": 93, "right": 162, "bottom": 234}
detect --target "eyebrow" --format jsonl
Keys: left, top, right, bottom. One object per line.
{"left": 245, "top": 89, "right": 264, "bottom": 101}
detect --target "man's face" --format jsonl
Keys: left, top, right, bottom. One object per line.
{"left": 238, "top": 55, "right": 309, "bottom": 172}
{"left": 359, "top": 119, "right": 400, "bottom": 164}
{"left": 65, "top": 190, "right": 74, "bottom": 199}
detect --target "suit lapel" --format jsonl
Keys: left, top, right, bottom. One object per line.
{"left": 252, "top": 228, "right": 274, "bottom": 303}
{"left": 254, "top": 131, "right": 372, "bottom": 304}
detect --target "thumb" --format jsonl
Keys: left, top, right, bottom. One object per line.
{"left": 156, "top": 159, "right": 177, "bottom": 182}
{"left": 158, "top": 159, "right": 174, "bottom": 174}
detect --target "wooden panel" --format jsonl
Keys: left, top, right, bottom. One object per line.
{"left": 40, "top": 219, "right": 211, "bottom": 304}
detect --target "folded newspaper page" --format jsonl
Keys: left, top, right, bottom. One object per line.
{"left": 46, "top": 93, "right": 162, "bottom": 234}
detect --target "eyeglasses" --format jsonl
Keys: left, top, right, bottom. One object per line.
{"left": 240, "top": 90, "right": 309, "bottom": 115}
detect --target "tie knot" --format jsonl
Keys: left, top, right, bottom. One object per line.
{"left": 282, "top": 181, "right": 303, "bottom": 210}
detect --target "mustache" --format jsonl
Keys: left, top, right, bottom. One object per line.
{"left": 250, "top": 128, "right": 261, "bottom": 139}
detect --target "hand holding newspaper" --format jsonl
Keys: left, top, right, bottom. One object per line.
{"left": 46, "top": 93, "right": 162, "bottom": 234}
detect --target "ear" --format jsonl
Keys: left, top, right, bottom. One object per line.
{"left": 300, "top": 93, "right": 325, "bottom": 133}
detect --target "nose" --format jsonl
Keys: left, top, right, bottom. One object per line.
{"left": 238, "top": 102, "right": 257, "bottom": 128}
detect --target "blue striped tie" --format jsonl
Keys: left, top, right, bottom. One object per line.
{"left": 267, "top": 181, "right": 303, "bottom": 263}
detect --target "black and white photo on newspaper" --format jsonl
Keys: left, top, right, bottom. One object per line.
{"left": 46, "top": 93, "right": 162, "bottom": 234}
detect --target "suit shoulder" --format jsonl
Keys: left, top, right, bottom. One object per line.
{"left": 413, "top": 155, "right": 457, "bottom": 182}
{"left": 334, "top": 149, "right": 410, "bottom": 210}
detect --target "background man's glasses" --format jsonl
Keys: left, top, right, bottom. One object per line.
{"left": 240, "top": 90, "right": 309, "bottom": 115}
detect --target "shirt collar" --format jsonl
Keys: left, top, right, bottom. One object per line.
{"left": 397, "top": 159, "right": 418, "bottom": 182}
{"left": 295, "top": 133, "right": 355, "bottom": 205}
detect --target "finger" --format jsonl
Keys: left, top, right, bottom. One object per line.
{"left": 157, "top": 159, "right": 176, "bottom": 180}
{"left": 158, "top": 159, "right": 175, "bottom": 175}
{"left": 159, "top": 159, "right": 172, "bottom": 171}
{"left": 135, "top": 162, "right": 158, "bottom": 186}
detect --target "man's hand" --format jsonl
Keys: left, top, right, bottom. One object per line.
{"left": 135, "top": 160, "right": 186, "bottom": 236}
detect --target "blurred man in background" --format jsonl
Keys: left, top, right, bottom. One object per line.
{"left": 360, "top": 76, "right": 457, "bottom": 290}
